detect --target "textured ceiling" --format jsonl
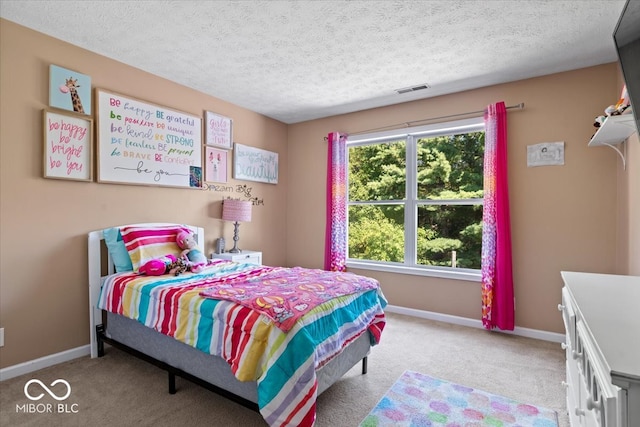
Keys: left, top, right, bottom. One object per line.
{"left": 0, "top": 0, "right": 629, "bottom": 123}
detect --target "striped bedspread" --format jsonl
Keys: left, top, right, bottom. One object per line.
{"left": 97, "top": 260, "right": 387, "bottom": 426}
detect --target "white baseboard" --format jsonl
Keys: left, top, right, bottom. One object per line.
{"left": 0, "top": 306, "right": 563, "bottom": 382}
{"left": 385, "top": 305, "right": 565, "bottom": 343}
{"left": 0, "top": 345, "right": 90, "bottom": 382}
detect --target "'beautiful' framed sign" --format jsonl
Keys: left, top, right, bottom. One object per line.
{"left": 233, "top": 143, "right": 278, "bottom": 184}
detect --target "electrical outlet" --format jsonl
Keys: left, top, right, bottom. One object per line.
{"left": 0, "top": 328, "right": 4, "bottom": 347}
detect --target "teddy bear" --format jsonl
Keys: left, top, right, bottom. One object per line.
{"left": 138, "top": 254, "right": 177, "bottom": 276}
{"left": 176, "top": 230, "right": 211, "bottom": 273}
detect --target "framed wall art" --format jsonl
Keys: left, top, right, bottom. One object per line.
{"left": 233, "top": 143, "right": 278, "bottom": 184}
{"left": 204, "top": 111, "right": 233, "bottom": 149}
{"left": 49, "top": 64, "right": 92, "bottom": 115}
{"left": 43, "top": 108, "right": 93, "bottom": 181}
{"left": 204, "top": 146, "right": 228, "bottom": 183}
{"left": 96, "top": 88, "right": 202, "bottom": 189}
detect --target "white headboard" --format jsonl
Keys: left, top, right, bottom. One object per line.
{"left": 87, "top": 223, "right": 204, "bottom": 358}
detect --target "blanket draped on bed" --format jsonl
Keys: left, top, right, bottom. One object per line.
{"left": 97, "top": 260, "right": 387, "bottom": 427}
{"left": 199, "top": 264, "right": 381, "bottom": 332}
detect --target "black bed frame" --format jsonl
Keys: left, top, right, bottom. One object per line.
{"left": 96, "top": 325, "right": 368, "bottom": 412}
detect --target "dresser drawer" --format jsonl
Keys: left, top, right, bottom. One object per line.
{"left": 236, "top": 253, "right": 261, "bottom": 265}
{"left": 566, "top": 359, "right": 582, "bottom": 427}
{"left": 576, "top": 321, "right": 620, "bottom": 427}
{"left": 559, "top": 288, "right": 577, "bottom": 350}
{"left": 211, "top": 250, "right": 262, "bottom": 265}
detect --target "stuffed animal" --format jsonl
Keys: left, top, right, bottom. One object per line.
{"left": 176, "top": 230, "right": 210, "bottom": 273}
{"left": 595, "top": 86, "right": 631, "bottom": 128}
{"left": 138, "top": 254, "right": 177, "bottom": 276}
{"left": 168, "top": 258, "right": 190, "bottom": 276}
{"left": 594, "top": 115, "right": 607, "bottom": 128}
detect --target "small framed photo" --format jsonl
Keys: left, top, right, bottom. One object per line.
{"left": 49, "top": 64, "right": 92, "bottom": 115}
{"left": 204, "top": 146, "right": 228, "bottom": 183}
{"left": 43, "top": 108, "right": 93, "bottom": 181}
{"left": 204, "top": 111, "right": 233, "bottom": 149}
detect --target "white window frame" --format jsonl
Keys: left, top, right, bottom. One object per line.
{"left": 345, "top": 117, "right": 484, "bottom": 282}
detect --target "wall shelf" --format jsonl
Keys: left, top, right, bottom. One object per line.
{"left": 588, "top": 113, "right": 636, "bottom": 146}
{"left": 588, "top": 112, "right": 636, "bottom": 169}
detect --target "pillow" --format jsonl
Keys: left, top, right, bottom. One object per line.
{"left": 103, "top": 227, "right": 134, "bottom": 272}
{"left": 120, "top": 225, "right": 189, "bottom": 272}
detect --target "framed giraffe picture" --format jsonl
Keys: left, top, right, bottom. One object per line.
{"left": 49, "top": 64, "right": 92, "bottom": 116}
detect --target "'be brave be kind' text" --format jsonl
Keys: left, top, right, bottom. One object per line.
{"left": 107, "top": 97, "right": 195, "bottom": 182}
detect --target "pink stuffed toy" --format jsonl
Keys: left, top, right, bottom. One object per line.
{"left": 138, "top": 254, "right": 177, "bottom": 276}
{"left": 176, "top": 230, "right": 211, "bottom": 273}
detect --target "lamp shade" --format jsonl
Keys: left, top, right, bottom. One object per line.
{"left": 222, "top": 199, "right": 252, "bottom": 222}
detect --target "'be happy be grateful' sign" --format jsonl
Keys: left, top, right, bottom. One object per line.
{"left": 96, "top": 89, "right": 202, "bottom": 189}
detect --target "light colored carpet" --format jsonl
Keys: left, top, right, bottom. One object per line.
{"left": 0, "top": 312, "right": 569, "bottom": 426}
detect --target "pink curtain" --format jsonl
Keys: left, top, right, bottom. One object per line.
{"left": 324, "top": 132, "right": 348, "bottom": 272}
{"left": 481, "top": 102, "right": 514, "bottom": 330}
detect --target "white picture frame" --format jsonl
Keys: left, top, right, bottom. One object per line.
{"left": 233, "top": 143, "right": 278, "bottom": 184}
{"left": 204, "top": 111, "right": 233, "bottom": 149}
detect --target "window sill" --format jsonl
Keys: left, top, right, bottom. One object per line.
{"left": 346, "top": 260, "right": 481, "bottom": 282}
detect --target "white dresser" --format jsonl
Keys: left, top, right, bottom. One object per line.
{"left": 559, "top": 271, "right": 640, "bottom": 427}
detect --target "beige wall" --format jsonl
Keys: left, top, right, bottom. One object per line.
{"left": 617, "top": 132, "right": 640, "bottom": 274}
{"left": 0, "top": 20, "right": 288, "bottom": 368}
{"left": 2, "top": 18, "right": 638, "bottom": 369}
{"left": 287, "top": 63, "right": 638, "bottom": 335}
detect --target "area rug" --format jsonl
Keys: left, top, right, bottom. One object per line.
{"left": 360, "top": 371, "right": 558, "bottom": 427}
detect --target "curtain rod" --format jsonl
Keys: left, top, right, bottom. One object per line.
{"left": 326, "top": 102, "right": 524, "bottom": 139}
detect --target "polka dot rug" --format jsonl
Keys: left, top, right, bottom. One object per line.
{"left": 360, "top": 370, "right": 558, "bottom": 427}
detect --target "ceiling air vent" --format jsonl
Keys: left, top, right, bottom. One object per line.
{"left": 395, "top": 83, "right": 430, "bottom": 95}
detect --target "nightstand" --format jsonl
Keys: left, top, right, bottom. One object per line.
{"left": 211, "top": 250, "right": 262, "bottom": 265}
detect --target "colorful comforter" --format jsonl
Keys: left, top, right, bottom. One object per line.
{"left": 97, "top": 260, "right": 387, "bottom": 426}
{"left": 199, "top": 265, "right": 382, "bottom": 332}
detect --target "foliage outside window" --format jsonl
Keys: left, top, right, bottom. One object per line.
{"left": 346, "top": 118, "right": 484, "bottom": 280}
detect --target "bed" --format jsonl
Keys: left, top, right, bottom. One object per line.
{"left": 88, "top": 223, "right": 387, "bottom": 427}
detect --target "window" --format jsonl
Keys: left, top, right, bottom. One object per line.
{"left": 346, "top": 117, "right": 484, "bottom": 281}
